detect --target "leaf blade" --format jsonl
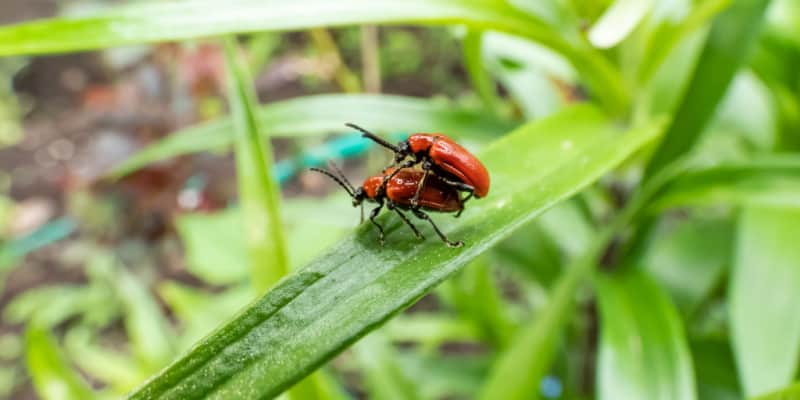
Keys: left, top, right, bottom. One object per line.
{"left": 128, "top": 105, "right": 663, "bottom": 399}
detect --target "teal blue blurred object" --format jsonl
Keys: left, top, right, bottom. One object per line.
{"left": 275, "top": 131, "right": 409, "bottom": 184}
{"left": 0, "top": 217, "right": 76, "bottom": 270}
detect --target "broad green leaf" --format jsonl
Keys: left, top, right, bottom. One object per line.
{"left": 596, "top": 270, "right": 696, "bottom": 400}
{"left": 224, "top": 39, "right": 289, "bottom": 292}
{"left": 129, "top": 105, "right": 663, "bottom": 399}
{"left": 25, "top": 324, "right": 95, "bottom": 400}
{"left": 753, "top": 382, "right": 800, "bottom": 400}
{"left": 588, "top": 0, "right": 655, "bottom": 49}
{"left": 644, "top": 0, "right": 771, "bottom": 177}
{"left": 730, "top": 206, "right": 800, "bottom": 396}
{"left": 109, "top": 94, "right": 516, "bottom": 178}
{"left": 353, "top": 332, "right": 422, "bottom": 400}
{"left": 0, "top": 0, "right": 627, "bottom": 112}
{"left": 642, "top": 216, "right": 733, "bottom": 315}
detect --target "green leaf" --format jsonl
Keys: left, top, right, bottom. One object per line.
{"left": 730, "top": 206, "right": 800, "bottom": 396}
{"left": 644, "top": 0, "right": 772, "bottom": 177}
{"left": 129, "top": 105, "right": 663, "bottom": 399}
{"left": 463, "top": 30, "right": 499, "bottom": 113}
{"left": 650, "top": 155, "right": 800, "bottom": 211}
{"left": 175, "top": 209, "right": 249, "bottom": 285}
{"left": 25, "top": 324, "right": 95, "bottom": 400}
{"left": 692, "top": 338, "right": 742, "bottom": 400}
{"left": 588, "top": 0, "right": 654, "bottom": 49}
{"left": 0, "top": 0, "right": 627, "bottom": 113}
{"left": 397, "top": 352, "right": 488, "bottom": 399}
{"left": 64, "top": 327, "right": 147, "bottom": 394}
{"left": 641, "top": 216, "right": 733, "bottom": 315}
{"left": 752, "top": 382, "right": 800, "bottom": 400}
{"left": 596, "top": 270, "right": 696, "bottom": 400}
{"left": 224, "top": 38, "right": 289, "bottom": 292}
{"left": 352, "top": 332, "right": 422, "bottom": 400}
{"left": 109, "top": 94, "right": 516, "bottom": 179}
{"left": 115, "top": 264, "right": 176, "bottom": 373}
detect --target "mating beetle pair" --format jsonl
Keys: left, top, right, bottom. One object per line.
{"left": 311, "top": 123, "right": 490, "bottom": 247}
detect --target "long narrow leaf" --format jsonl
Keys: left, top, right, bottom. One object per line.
{"left": 129, "top": 105, "right": 663, "bottom": 399}
{"left": 730, "top": 206, "right": 800, "bottom": 396}
{"left": 224, "top": 39, "right": 289, "bottom": 291}
{"left": 596, "top": 270, "right": 696, "bottom": 400}
{"left": 644, "top": 0, "right": 771, "bottom": 177}
{"left": 25, "top": 324, "right": 95, "bottom": 400}
{"left": 0, "top": 0, "right": 627, "bottom": 113}
{"left": 109, "top": 94, "right": 516, "bottom": 178}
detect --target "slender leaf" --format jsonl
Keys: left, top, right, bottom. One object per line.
{"left": 0, "top": 0, "right": 628, "bottom": 112}
{"left": 596, "top": 270, "right": 696, "bottom": 400}
{"left": 463, "top": 30, "right": 499, "bottom": 113}
{"left": 644, "top": 0, "right": 771, "bottom": 177}
{"left": 109, "top": 94, "right": 516, "bottom": 178}
{"left": 129, "top": 105, "right": 663, "bottom": 399}
{"left": 224, "top": 38, "right": 289, "bottom": 291}
{"left": 588, "top": 0, "right": 654, "bottom": 49}
{"left": 353, "top": 332, "right": 422, "bottom": 400}
{"left": 753, "top": 382, "right": 800, "bottom": 400}
{"left": 730, "top": 205, "right": 800, "bottom": 396}
{"left": 692, "top": 338, "right": 742, "bottom": 400}
{"left": 25, "top": 324, "right": 95, "bottom": 400}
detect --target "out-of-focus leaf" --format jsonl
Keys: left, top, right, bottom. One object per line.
{"left": 175, "top": 209, "right": 248, "bottom": 285}
{"left": 752, "top": 382, "right": 800, "bottom": 400}
{"left": 64, "top": 328, "right": 147, "bottom": 394}
{"left": 730, "top": 206, "right": 800, "bottom": 396}
{"left": 25, "top": 324, "right": 95, "bottom": 400}
{"left": 224, "top": 38, "right": 289, "bottom": 292}
{"left": 651, "top": 155, "right": 800, "bottom": 211}
{"left": 642, "top": 216, "right": 733, "bottom": 314}
{"left": 397, "top": 352, "right": 489, "bottom": 399}
{"left": 645, "top": 0, "right": 771, "bottom": 177}
{"left": 588, "top": 0, "right": 655, "bottom": 48}
{"left": 463, "top": 30, "right": 499, "bottom": 113}
{"left": 385, "top": 314, "right": 482, "bottom": 349}
{"left": 596, "top": 270, "right": 696, "bottom": 400}
{"left": 4, "top": 286, "right": 89, "bottom": 327}
{"left": 712, "top": 71, "right": 777, "bottom": 150}
{"left": 129, "top": 105, "right": 664, "bottom": 399}
{"left": 0, "top": 0, "right": 628, "bottom": 112}
{"left": 109, "top": 94, "right": 516, "bottom": 178}
{"left": 114, "top": 263, "right": 176, "bottom": 372}
{"left": 692, "top": 338, "right": 742, "bottom": 400}
{"left": 353, "top": 332, "right": 422, "bottom": 400}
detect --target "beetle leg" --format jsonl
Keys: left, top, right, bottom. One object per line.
{"left": 435, "top": 176, "right": 475, "bottom": 217}
{"left": 411, "top": 160, "right": 433, "bottom": 208}
{"left": 368, "top": 201, "right": 386, "bottom": 245}
{"left": 393, "top": 207, "right": 424, "bottom": 240}
{"left": 412, "top": 209, "right": 463, "bottom": 248}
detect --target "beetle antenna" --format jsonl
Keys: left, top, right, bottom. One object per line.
{"left": 327, "top": 161, "right": 356, "bottom": 193}
{"left": 310, "top": 168, "right": 355, "bottom": 198}
{"left": 345, "top": 123, "right": 400, "bottom": 153}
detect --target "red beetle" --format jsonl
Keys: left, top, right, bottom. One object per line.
{"left": 310, "top": 164, "right": 464, "bottom": 247}
{"left": 346, "top": 123, "right": 490, "bottom": 205}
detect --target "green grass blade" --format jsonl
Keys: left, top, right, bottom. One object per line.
{"left": 649, "top": 155, "right": 800, "bottom": 211}
{"left": 223, "top": 38, "right": 289, "bottom": 292}
{"left": 751, "top": 382, "right": 800, "bottom": 400}
{"left": 644, "top": 0, "right": 771, "bottom": 177}
{"left": 353, "top": 332, "right": 422, "bottom": 400}
{"left": 463, "top": 30, "right": 499, "bottom": 114}
{"left": 596, "top": 270, "right": 696, "bottom": 400}
{"left": 128, "top": 105, "right": 663, "bottom": 399}
{"left": 109, "top": 94, "right": 516, "bottom": 179}
{"left": 730, "top": 206, "right": 800, "bottom": 396}
{"left": 25, "top": 324, "right": 96, "bottom": 400}
{"left": 0, "top": 0, "right": 627, "bottom": 113}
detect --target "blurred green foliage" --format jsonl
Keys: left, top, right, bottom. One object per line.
{"left": 0, "top": 0, "right": 798, "bottom": 399}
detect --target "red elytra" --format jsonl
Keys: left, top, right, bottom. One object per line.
{"left": 405, "top": 134, "right": 490, "bottom": 198}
